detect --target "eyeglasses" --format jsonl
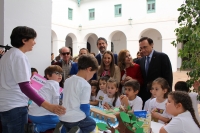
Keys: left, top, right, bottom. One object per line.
{"left": 53, "top": 72, "right": 63, "bottom": 76}
{"left": 61, "top": 52, "right": 70, "bottom": 56}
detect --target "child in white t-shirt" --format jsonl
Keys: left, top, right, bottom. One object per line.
{"left": 148, "top": 78, "right": 171, "bottom": 124}
{"left": 102, "top": 78, "right": 121, "bottom": 109}
{"left": 92, "top": 76, "right": 109, "bottom": 107}
{"left": 174, "top": 81, "right": 200, "bottom": 123}
{"left": 28, "top": 65, "right": 63, "bottom": 133}
{"left": 89, "top": 80, "right": 99, "bottom": 104}
{"left": 59, "top": 55, "right": 98, "bottom": 133}
{"left": 120, "top": 79, "right": 143, "bottom": 111}
{"left": 160, "top": 91, "right": 200, "bottom": 133}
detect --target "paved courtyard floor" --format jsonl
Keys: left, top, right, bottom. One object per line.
{"left": 173, "top": 70, "right": 200, "bottom": 115}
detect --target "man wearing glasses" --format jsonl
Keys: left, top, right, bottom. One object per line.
{"left": 54, "top": 47, "right": 73, "bottom": 87}
{"left": 138, "top": 37, "right": 173, "bottom": 104}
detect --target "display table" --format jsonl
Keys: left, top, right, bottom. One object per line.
{"left": 90, "top": 106, "right": 164, "bottom": 133}
{"left": 92, "top": 121, "right": 163, "bottom": 133}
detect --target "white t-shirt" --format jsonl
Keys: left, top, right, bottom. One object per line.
{"left": 148, "top": 98, "right": 171, "bottom": 124}
{"left": 28, "top": 80, "right": 60, "bottom": 116}
{"left": 96, "top": 90, "right": 105, "bottom": 108}
{"left": 0, "top": 48, "right": 31, "bottom": 112}
{"left": 144, "top": 98, "right": 152, "bottom": 111}
{"left": 189, "top": 92, "right": 200, "bottom": 123}
{"left": 128, "top": 96, "right": 143, "bottom": 111}
{"left": 59, "top": 75, "right": 91, "bottom": 122}
{"left": 102, "top": 94, "right": 121, "bottom": 108}
{"left": 164, "top": 111, "right": 200, "bottom": 133}
{"left": 90, "top": 95, "right": 96, "bottom": 101}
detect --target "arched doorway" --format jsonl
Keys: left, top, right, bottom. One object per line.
{"left": 84, "top": 33, "right": 98, "bottom": 55}
{"left": 108, "top": 31, "right": 127, "bottom": 54}
{"left": 65, "top": 33, "right": 77, "bottom": 57}
{"left": 139, "top": 28, "right": 162, "bottom": 52}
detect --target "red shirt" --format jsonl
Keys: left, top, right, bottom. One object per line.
{"left": 121, "top": 63, "right": 143, "bottom": 85}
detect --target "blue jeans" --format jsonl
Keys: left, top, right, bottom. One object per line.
{"left": 28, "top": 115, "right": 59, "bottom": 132}
{"left": 61, "top": 116, "right": 96, "bottom": 133}
{"left": 0, "top": 106, "right": 28, "bottom": 133}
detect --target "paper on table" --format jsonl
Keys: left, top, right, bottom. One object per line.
{"left": 30, "top": 73, "right": 63, "bottom": 93}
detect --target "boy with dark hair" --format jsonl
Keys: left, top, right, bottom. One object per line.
{"left": 120, "top": 79, "right": 143, "bottom": 111}
{"left": 28, "top": 65, "right": 63, "bottom": 132}
{"left": 174, "top": 81, "right": 189, "bottom": 92}
{"left": 60, "top": 55, "right": 98, "bottom": 133}
{"left": 174, "top": 81, "right": 200, "bottom": 123}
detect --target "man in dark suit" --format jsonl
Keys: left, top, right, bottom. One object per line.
{"left": 95, "top": 37, "right": 118, "bottom": 65}
{"left": 138, "top": 37, "right": 173, "bottom": 103}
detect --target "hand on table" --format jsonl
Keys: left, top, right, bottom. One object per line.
{"left": 103, "top": 102, "right": 111, "bottom": 110}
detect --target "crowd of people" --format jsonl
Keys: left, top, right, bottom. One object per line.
{"left": 0, "top": 26, "right": 200, "bottom": 133}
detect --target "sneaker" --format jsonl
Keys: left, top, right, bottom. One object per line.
{"left": 68, "top": 126, "right": 80, "bottom": 133}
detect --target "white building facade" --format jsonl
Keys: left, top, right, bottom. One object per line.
{"left": 52, "top": 0, "right": 184, "bottom": 72}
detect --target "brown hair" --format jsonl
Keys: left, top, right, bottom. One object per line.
{"left": 89, "top": 80, "right": 98, "bottom": 87}
{"left": 44, "top": 65, "right": 63, "bottom": 79}
{"left": 98, "top": 51, "right": 115, "bottom": 77}
{"left": 96, "top": 37, "right": 107, "bottom": 45}
{"left": 169, "top": 91, "right": 200, "bottom": 128}
{"left": 107, "top": 78, "right": 119, "bottom": 107}
{"left": 79, "top": 48, "right": 89, "bottom": 54}
{"left": 89, "top": 80, "right": 99, "bottom": 95}
{"left": 78, "top": 55, "right": 98, "bottom": 71}
{"left": 118, "top": 50, "right": 133, "bottom": 71}
{"left": 124, "top": 79, "right": 140, "bottom": 92}
{"left": 72, "top": 56, "right": 79, "bottom": 62}
{"left": 152, "top": 77, "right": 171, "bottom": 98}
{"left": 90, "top": 52, "right": 96, "bottom": 56}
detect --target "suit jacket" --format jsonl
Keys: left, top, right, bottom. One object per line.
{"left": 95, "top": 53, "right": 118, "bottom": 65}
{"left": 138, "top": 51, "right": 173, "bottom": 102}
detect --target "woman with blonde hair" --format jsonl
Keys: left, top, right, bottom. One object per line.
{"left": 97, "top": 51, "right": 120, "bottom": 83}
{"left": 118, "top": 50, "right": 143, "bottom": 94}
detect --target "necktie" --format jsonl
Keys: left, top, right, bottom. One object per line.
{"left": 145, "top": 56, "right": 150, "bottom": 75}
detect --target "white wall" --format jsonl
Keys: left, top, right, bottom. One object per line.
{"left": 3, "top": 0, "right": 52, "bottom": 75}
{"left": 0, "top": 0, "right": 4, "bottom": 48}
